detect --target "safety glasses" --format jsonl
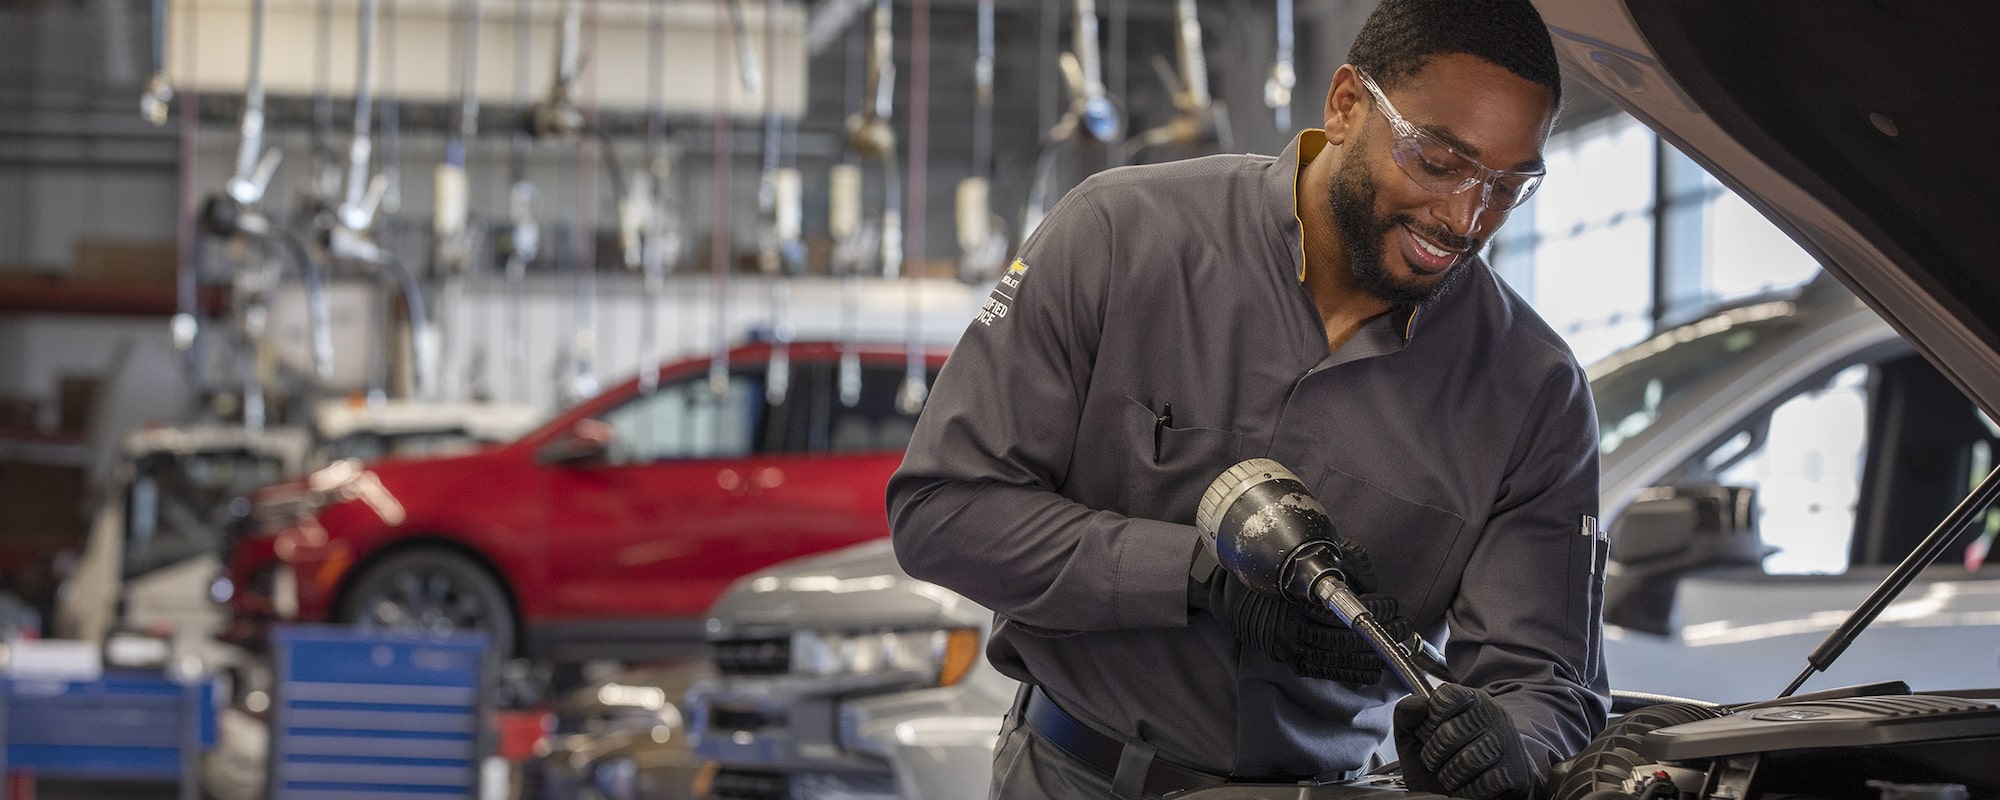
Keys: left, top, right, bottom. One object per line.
{"left": 1355, "top": 69, "right": 1545, "bottom": 211}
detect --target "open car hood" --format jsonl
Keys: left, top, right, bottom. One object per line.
{"left": 1535, "top": 1, "right": 2000, "bottom": 418}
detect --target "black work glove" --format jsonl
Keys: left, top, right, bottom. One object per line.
{"left": 1191, "top": 539, "right": 1414, "bottom": 685}
{"left": 1394, "top": 683, "right": 1540, "bottom": 800}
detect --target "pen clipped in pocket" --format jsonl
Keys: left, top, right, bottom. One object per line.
{"left": 1124, "top": 397, "right": 1242, "bottom": 525}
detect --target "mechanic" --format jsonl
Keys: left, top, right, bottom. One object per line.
{"left": 887, "top": 1, "right": 1609, "bottom": 798}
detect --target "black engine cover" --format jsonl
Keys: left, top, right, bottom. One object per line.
{"left": 1643, "top": 693, "right": 2000, "bottom": 798}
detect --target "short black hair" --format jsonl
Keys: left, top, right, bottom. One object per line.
{"left": 1346, "top": 0, "right": 1562, "bottom": 104}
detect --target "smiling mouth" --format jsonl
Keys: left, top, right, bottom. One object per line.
{"left": 1401, "top": 224, "right": 1466, "bottom": 273}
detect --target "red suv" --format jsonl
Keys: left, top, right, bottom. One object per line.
{"left": 221, "top": 341, "right": 947, "bottom": 662}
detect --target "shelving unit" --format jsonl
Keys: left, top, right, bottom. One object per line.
{"left": 0, "top": 278, "right": 226, "bottom": 318}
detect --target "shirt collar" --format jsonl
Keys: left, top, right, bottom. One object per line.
{"left": 1272, "top": 129, "right": 1421, "bottom": 343}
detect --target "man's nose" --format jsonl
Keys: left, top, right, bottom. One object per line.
{"left": 1431, "top": 182, "right": 1491, "bottom": 239}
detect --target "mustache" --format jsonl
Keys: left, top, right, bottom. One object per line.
{"left": 1390, "top": 215, "right": 1480, "bottom": 253}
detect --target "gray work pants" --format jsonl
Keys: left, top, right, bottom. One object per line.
{"left": 992, "top": 685, "right": 1193, "bottom": 800}
{"left": 991, "top": 685, "right": 1136, "bottom": 799}
{"left": 989, "top": 685, "right": 1378, "bottom": 799}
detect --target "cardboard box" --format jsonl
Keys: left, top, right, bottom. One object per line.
{"left": 0, "top": 461, "right": 86, "bottom": 541}
{"left": 71, "top": 239, "right": 178, "bottom": 289}
{"left": 0, "top": 397, "right": 39, "bottom": 433}
{"left": 56, "top": 375, "right": 99, "bottom": 435}
{"left": 0, "top": 460, "right": 88, "bottom": 609}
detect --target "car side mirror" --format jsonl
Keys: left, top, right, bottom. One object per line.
{"left": 538, "top": 419, "right": 613, "bottom": 467}
{"left": 1605, "top": 485, "right": 1766, "bottom": 635}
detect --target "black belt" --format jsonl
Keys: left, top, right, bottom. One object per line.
{"left": 1022, "top": 686, "right": 1230, "bottom": 798}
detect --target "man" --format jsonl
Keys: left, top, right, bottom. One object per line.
{"left": 888, "top": 1, "right": 1608, "bottom": 797}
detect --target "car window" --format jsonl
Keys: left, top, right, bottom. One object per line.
{"left": 600, "top": 372, "right": 767, "bottom": 463}
{"left": 799, "top": 363, "right": 936, "bottom": 453}
{"left": 1681, "top": 352, "right": 1999, "bottom": 574}
{"left": 125, "top": 450, "right": 289, "bottom": 579}
{"left": 1714, "top": 364, "right": 1869, "bottom": 574}
{"left": 1591, "top": 302, "right": 1797, "bottom": 456}
{"left": 320, "top": 431, "right": 490, "bottom": 464}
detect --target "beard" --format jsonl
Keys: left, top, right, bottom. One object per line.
{"left": 1326, "top": 146, "right": 1473, "bottom": 309}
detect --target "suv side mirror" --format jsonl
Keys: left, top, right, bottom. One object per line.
{"left": 538, "top": 419, "right": 613, "bottom": 466}
{"left": 1605, "top": 485, "right": 1766, "bottom": 635}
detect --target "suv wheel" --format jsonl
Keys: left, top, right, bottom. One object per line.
{"left": 337, "top": 548, "right": 517, "bottom": 658}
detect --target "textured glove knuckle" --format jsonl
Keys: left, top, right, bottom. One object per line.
{"left": 1363, "top": 595, "right": 1399, "bottom": 616}
{"left": 1460, "top": 737, "right": 1504, "bottom": 771}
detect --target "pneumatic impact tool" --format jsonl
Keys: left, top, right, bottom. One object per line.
{"left": 1195, "top": 458, "right": 1443, "bottom": 702}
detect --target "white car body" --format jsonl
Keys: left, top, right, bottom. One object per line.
{"left": 54, "top": 400, "right": 542, "bottom": 666}
{"left": 55, "top": 425, "right": 312, "bottom": 661}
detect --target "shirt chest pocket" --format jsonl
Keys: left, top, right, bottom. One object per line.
{"left": 1120, "top": 396, "right": 1246, "bottom": 526}
{"left": 1311, "top": 466, "right": 1466, "bottom": 626}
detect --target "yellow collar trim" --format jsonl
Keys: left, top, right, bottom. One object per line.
{"left": 1290, "top": 129, "right": 1420, "bottom": 343}
{"left": 1291, "top": 129, "right": 1328, "bottom": 283}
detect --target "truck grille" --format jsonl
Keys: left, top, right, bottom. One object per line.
{"left": 710, "top": 768, "right": 788, "bottom": 800}
{"left": 709, "top": 705, "right": 778, "bottom": 732}
{"left": 713, "top": 637, "right": 791, "bottom": 676}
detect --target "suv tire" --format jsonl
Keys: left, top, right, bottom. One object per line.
{"left": 337, "top": 547, "right": 517, "bottom": 658}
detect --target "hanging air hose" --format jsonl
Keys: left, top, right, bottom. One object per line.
{"left": 382, "top": 4, "right": 440, "bottom": 404}
{"left": 727, "top": 0, "right": 762, "bottom": 109}
{"left": 757, "top": 0, "right": 798, "bottom": 407}
{"left": 323, "top": 0, "right": 436, "bottom": 404}
{"left": 170, "top": 3, "right": 199, "bottom": 381}
{"left": 630, "top": 0, "right": 669, "bottom": 396}
{"left": 831, "top": 20, "right": 870, "bottom": 409}
{"left": 435, "top": 0, "right": 481, "bottom": 401}
{"left": 371, "top": 0, "right": 401, "bottom": 402}
{"left": 378, "top": 0, "right": 403, "bottom": 236}
{"left": 1123, "top": 0, "right": 1230, "bottom": 163}
{"left": 1174, "top": 0, "right": 1211, "bottom": 114}
{"left": 830, "top": 157, "right": 864, "bottom": 409}
{"left": 711, "top": 0, "right": 760, "bottom": 398}
{"left": 194, "top": 0, "right": 303, "bottom": 425}
{"left": 565, "top": 0, "right": 600, "bottom": 406}
{"left": 851, "top": 0, "right": 901, "bottom": 286}
{"left": 303, "top": 0, "right": 338, "bottom": 215}
{"left": 837, "top": 0, "right": 900, "bottom": 407}
{"left": 1025, "top": 0, "right": 1123, "bottom": 240}
{"left": 533, "top": 0, "right": 584, "bottom": 139}
{"left": 1069, "top": 0, "right": 1118, "bottom": 143}
{"left": 955, "top": 0, "right": 1006, "bottom": 285}
{"left": 337, "top": 0, "right": 381, "bottom": 237}
{"left": 502, "top": 0, "right": 537, "bottom": 406}
{"left": 1112, "top": 0, "right": 1128, "bottom": 156}
{"left": 299, "top": 0, "right": 337, "bottom": 386}
{"left": 1266, "top": 0, "right": 1296, "bottom": 133}
{"left": 366, "top": 0, "right": 442, "bottom": 404}
{"left": 898, "top": 0, "right": 930, "bottom": 416}
{"left": 217, "top": 0, "right": 278, "bottom": 212}
{"left": 141, "top": 0, "right": 173, "bottom": 126}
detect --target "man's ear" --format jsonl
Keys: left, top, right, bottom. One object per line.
{"left": 1324, "top": 64, "right": 1367, "bottom": 146}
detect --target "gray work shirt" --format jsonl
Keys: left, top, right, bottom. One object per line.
{"left": 888, "top": 131, "right": 1609, "bottom": 779}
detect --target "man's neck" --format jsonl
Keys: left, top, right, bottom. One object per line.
{"left": 1298, "top": 148, "right": 1395, "bottom": 353}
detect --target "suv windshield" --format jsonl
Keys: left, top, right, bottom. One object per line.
{"left": 125, "top": 450, "right": 289, "bottom": 578}
{"left": 1589, "top": 301, "right": 1800, "bottom": 457}
{"left": 322, "top": 431, "right": 491, "bottom": 464}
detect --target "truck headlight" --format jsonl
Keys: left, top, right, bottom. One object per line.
{"left": 789, "top": 628, "right": 981, "bottom": 686}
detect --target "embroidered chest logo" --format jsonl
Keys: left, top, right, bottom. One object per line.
{"left": 975, "top": 258, "right": 1029, "bottom": 327}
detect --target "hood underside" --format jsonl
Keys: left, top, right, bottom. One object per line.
{"left": 1538, "top": 1, "right": 2000, "bottom": 418}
